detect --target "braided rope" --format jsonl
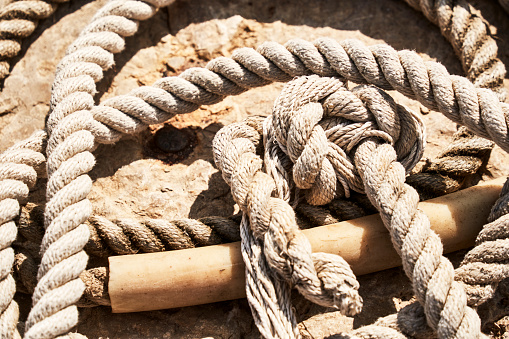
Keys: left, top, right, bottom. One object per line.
{"left": 404, "top": 0, "right": 507, "bottom": 101}
{"left": 0, "top": 0, "right": 69, "bottom": 81}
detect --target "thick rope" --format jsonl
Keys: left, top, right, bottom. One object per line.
{"left": 356, "top": 137, "right": 483, "bottom": 338}
{"left": 0, "top": 130, "right": 45, "bottom": 339}
{"left": 403, "top": 0, "right": 507, "bottom": 101}
{"left": 1, "top": 0, "right": 502, "bottom": 336}
{"left": 213, "top": 115, "right": 363, "bottom": 336}
{"left": 14, "top": 250, "right": 111, "bottom": 308}
{"left": 73, "top": 38, "right": 509, "bottom": 158}
{"left": 0, "top": 0, "right": 69, "bottom": 81}
{"left": 407, "top": 126, "right": 494, "bottom": 200}
{"left": 239, "top": 214, "right": 300, "bottom": 338}
{"left": 337, "top": 188, "right": 509, "bottom": 338}
{"left": 455, "top": 177, "right": 509, "bottom": 307}
{"left": 32, "top": 32, "right": 509, "bottom": 338}
{"left": 251, "top": 75, "right": 480, "bottom": 337}
{"left": 24, "top": 1, "right": 173, "bottom": 337}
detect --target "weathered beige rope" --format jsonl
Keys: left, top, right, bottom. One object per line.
{"left": 18, "top": 203, "right": 242, "bottom": 256}
{"left": 28, "top": 35, "right": 509, "bottom": 339}
{"left": 0, "top": 0, "right": 505, "bottom": 337}
{"left": 71, "top": 37, "right": 509, "bottom": 156}
{"left": 0, "top": 130, "right": 45, "bottom": 339}
{"left": 24, "top": 33, "right": 509, "bottom": 336}
{"left": 0, "top": 0, "right": 69, "bottom": 81}
{"left": 213, "top": 115, "right": 363, "bottom": 337}
{"left": 355, "top": 138, "right": 481, "bottom": 338}
{"left": 263, "top": 75, "right": 481, "bottom": 337}
{"left": 455, "top": 178, "right": 509, "bottom": 307}
{"left": 24, "top": 1, "right": 167, "bottom": 337}
{"left": 404, "top": 0, "right": 507, "bottom": 101}
{"left": 14, "top": 252, "right": 111, "bottom": 308}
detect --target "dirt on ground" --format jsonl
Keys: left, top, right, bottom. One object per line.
{"left": 3, "top": 0, "right": 509, "bottom": 338}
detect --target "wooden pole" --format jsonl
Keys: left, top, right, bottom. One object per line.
{"left": 109, "top": 176, "right": 506, "bottom": 313}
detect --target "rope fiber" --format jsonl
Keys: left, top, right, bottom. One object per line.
{"left": 0, "top": 0, "right": 508, "bottom": 338}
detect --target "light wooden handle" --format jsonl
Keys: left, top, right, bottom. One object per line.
{"left": 109, "top": 176, "right": 506, "bottom": 313}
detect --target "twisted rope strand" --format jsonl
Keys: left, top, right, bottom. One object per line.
{"left": 85, "top": 215, "right": 240, "bottom": 256}
{"left": 355, "top": 138, "right": 482, "bottom": 338}
{"left": 403, "top": 0, "right": 507, "bottom": 100}
{"left": 38, "top": 33, "right": 509, "bottom": 337}
{"left": 0, "top": 130, "right": 46, "bottom": 339}
{"left": 213, "top": 118, "right": 363, "bottom": 325}
{"left": 455, "top": 178, "right": 509, "bottom": 307}
{"left": 75, "top": 38, "right": 509, "bottom": 158}
{"left": 14, "top": 250, "right": 111, "bottom": 308}
{"left": 0, "top": 0, "right": 69, "bottom": 81}
{"left": 7, "top": 0, "right": 505, "bottom": 335}
{"left": 407, "top": 126, "right": 494, "bottom": 200}
{"left": 240, "top": 215, "right": 299, "bottom": 338}
{"left": 25, "top": 1, "right": 174, "bottom": 337}
{"left": 259, "top": 75, "right": 480, "bottom": 337}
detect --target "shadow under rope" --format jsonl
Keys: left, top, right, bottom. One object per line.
{"left": 89, "top": 120, "right": 237, "bottom": 218}
{"left": 166, "top": 0, "right": 509, "bottom": 75}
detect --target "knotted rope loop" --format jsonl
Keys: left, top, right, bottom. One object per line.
{"left": 270, "top": 75, "right": 425, "bottom": 205}
{"left": 216, "top": 74, "right": 481, "bottom": 337}
{"left": 213, "top": 118, "right": 363, "bottom": 317}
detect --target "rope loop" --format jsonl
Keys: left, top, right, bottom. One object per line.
{"left": 269, "top": 75, "right": 425, "bottom": 205}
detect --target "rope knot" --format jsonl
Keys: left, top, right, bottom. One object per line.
{"left": 270, "top": 75, "right": 425, "bottom": 205}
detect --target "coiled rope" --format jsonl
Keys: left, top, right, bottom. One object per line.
{"left": 0, "top": 131, "right": 45, "bottom": 339}
{"left": 0, "top": 0, "right": 507, "bottom": 337}
{"left": 31, "top": 33, "right": 509, "bottom": 337}
{"left": 404, "top": 0, "right": 506, "bottom": 101}
{"left": 0, "top": 0, "right": 69, "bottom": 81}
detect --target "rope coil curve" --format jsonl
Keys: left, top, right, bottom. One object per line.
{"left": 0, "top": 0, "right": 506, "bottom": 337}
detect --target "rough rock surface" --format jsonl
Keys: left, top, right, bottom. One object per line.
{"left": 2, "top": 0, "right": 509, "bottom": 338}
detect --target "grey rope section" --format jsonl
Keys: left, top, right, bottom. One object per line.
{"left": 403, "top": 0, "right": 507, "bottom": 101}
{"left": 0, "top": 0, "right": 69, "bottom": 81}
